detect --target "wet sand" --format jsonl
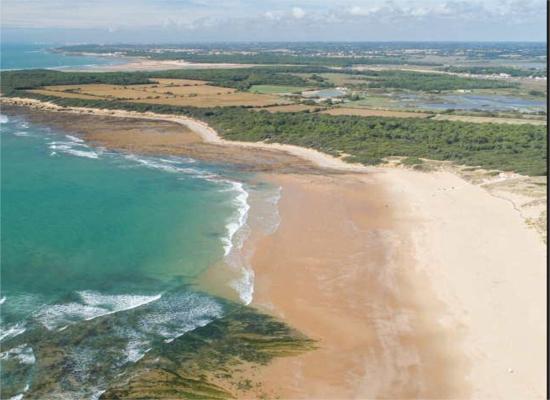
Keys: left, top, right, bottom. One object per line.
{"left": 249, "top": 173, "right": 471, "bottom": 399}
{"left": 1, "top": 99, "right": 546, "bottom": 399}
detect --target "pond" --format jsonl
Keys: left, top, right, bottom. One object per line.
{"left": 395, "top": 93, "right": 546, "bottom": 113}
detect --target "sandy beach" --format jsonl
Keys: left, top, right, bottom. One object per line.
{"left": 67, "top": 57, "right": 255, "bottom": 72}
{"left": 249, "top": 172, "right": 470, "bottom": 399}
{"left": 1, "top": 98, "right": 546, "bottom": 398}
{"left": 246, "top": 170, "right": 546, "bottom": 399}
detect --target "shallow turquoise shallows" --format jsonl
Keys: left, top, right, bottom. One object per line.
{"left": 0, "top": 45, "right": 261, "bottom": 398}
{"left": 0, "top": 113, "right": 246, "bottom": 397}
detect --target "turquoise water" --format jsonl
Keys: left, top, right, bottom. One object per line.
{"left": 1, "top": 115, "right": 233, "bottom": 303}
{"left": 0, "top": 112, "right": 259, "bottom": 397}
{"left": 0, "top": 45, "right": 279, "bottom": 398}
{"left": 0, "top": 43, "right": 124, "bottom": 70}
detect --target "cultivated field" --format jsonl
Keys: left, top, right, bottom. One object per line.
{"left": 29, "top": 79, "right": 287, "bottom": 108}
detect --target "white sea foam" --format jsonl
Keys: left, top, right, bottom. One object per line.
{"left": 124, "top": 154, "right": 216, "bottom": 179}
{"left": 34, "top": 291, "right": 162, "bottom": 330}
{"left": 0, "top": 322, "right": 26, "bottom": 341}
{"left": 48, "top": 142, "right": 100, "bottom": 159}
{"left": 7, "top": 394, "right": 24, "bottom": 400}
{"left": 0, "top": 114, "right": 8, "bottom": 124}
{"left": 79, "top": 291, "right": 162, "bottom": 316}
{"left": 158, "top": 156, "right": 196, "bottom": 164}
{"left": 219, "top": 180, "right": 258, "bottom": 304}
{"left": 231, "top": 267, "right": 255, "bottom": 306}
{"left": 0, "top": 296, "right": 6, "bottom": 305}
{"left": 67, "top": 149, "right": 100, "bottom": 159}
{"left": 12, "top": 131, "right": 30, "bottom": 137}
{"left": 48, "top": 137, "right": 102, "bottom": 160}
{"left": 2, "top": 293, "right": 48, "bottom": 318}
{"left": 35, "top": 303, "right": 111, "bottom": 330}
{"left": 222, "top": 181, "right": 251, "bottom": 257}
{"left": 65, "top": 134, "right": 84, "bottom": 143}
{"left": 264, "top": 186, "right": 283, "bottom": 235}
{"left": 91, "top": 390, "right": 107, "bottom": 400}
{"left": 137, "top": 291, "right": 223, "bottom": 342}
{"left": 1, "top": 344, "right": 36, "bottom": 365}
{"left": 125, "top": 340, "right": 151, "bottom": 363}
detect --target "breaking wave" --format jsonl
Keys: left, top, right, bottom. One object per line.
{"left": 122, "top": 153, "right": 253, "bottom": 304}
{"left": 48, "top": 134, "right": 102, "bottom": 159}
{"left": 0, "top": 322, "right": 27, "bottom": 342}
{"left": 34, "top": 291, "right": 162, "bottom": 330}
{"left": 0, "top": 344, "right": 36, "bottom": 365}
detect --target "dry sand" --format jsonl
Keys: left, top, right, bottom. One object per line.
{"left": 68, "top": 58, "right": 254, "bottom": 72}
{"left": 246, "top": 169, "right": 546, "bottom": 399}
{"left": 1, "top": 96, "right": 546, "bottom": 399}
{"left": 382, "top": 168, "right": 547, "bottom": 399}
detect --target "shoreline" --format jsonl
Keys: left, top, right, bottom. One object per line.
{"left": 1, "top": 95, "right": 545, "bottom": 241}
{"left": 61, "top": 56, "right": 256, "bottom": 72}
{"left": 1, "top": 97, "right": 547, "bottom": 398}
{"left": 0, "top": 97, "right": 369, "bottom": 173}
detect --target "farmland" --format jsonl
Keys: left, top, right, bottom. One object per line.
{"left": 28, "top": 79, "right": 288, "bottom": 108}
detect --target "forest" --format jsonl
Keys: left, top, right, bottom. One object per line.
{"left": 347, "top": 70, "right": 517, "bottom": 91}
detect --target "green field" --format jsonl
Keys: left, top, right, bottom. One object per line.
{"left": 249, "top": 85, "right": 309, "bottom": 94}
{"left": 344, "top": 95, "right": 398, "bottom": 109}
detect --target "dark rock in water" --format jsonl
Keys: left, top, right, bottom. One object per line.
{"left": 101, "top": 304, "right": 315, "bottom": 399}
{"left": 1, "top": 294, "right": 314, "bottom": 400}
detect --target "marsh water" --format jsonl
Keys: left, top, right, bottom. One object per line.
{"left": 395, "top": 93, "right": 546, "bottom": 113}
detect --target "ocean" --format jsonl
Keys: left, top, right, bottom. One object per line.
{"left": 0, "top": 43, "right": 125, "bottom": 71}
{"left": 0, "top": 44, "right": 278, "bottom": 398}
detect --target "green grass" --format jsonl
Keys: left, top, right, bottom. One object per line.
{"left": 249, "top": 85, "right": 309, "bottom": 94}
{"left": 401, "top": 157, "right": 424, "bottom": 165}
{"left": 344, "top": 96, "right": 397, "bottom": 109}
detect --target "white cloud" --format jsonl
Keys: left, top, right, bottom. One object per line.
{"left": 0, "top": 0, "right": 546, "bottom": 41}
{"left": 348, "top": 6, "right": 380, "bottom": 16}
{"left": 291, "top": 7, "right": 306, "bottom": 19}
{"left": 264, "top": 10, "right": 284, "bottom": 21}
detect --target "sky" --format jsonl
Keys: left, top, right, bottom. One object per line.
{"left": 0, "top": 0, "right": 547, "bottom": 43}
